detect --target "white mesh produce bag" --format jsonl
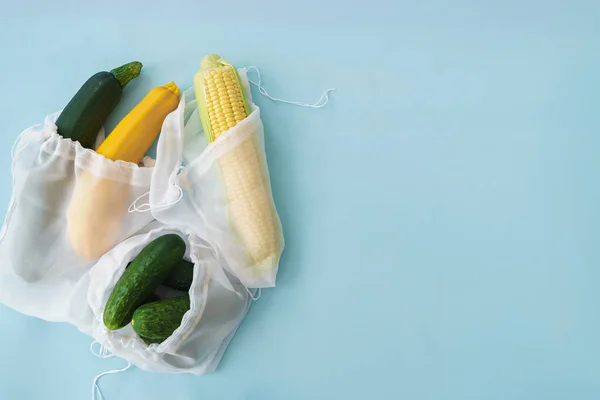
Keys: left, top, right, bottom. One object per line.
{"left": 88, "top": 223, "right": 252, "bottom": 375}
{"left": 0, "top": 114, "right": 154, "bottom": 331}
{"left": 0, "top": 66, "right": 291, "bottom": 383}
{"left": 148, "top": 69, "right": 284, "bottom": 289}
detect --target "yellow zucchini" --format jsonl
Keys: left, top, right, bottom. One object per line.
{"left": 67, "top": 82, "right": 181, "bottom": 261}
{"left": 97, "top": 82, "right": 181, "bottom": 163}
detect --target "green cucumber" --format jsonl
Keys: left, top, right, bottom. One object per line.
{"left": 162, "top": 260, "right": 195, "bottom": 291}
{"left": 56, "top": 61, "right": 142, "bottom": 149}
{"left": 103, "top": 234, "right": 186, "bottom": 330}
{"left": 132, "top": 295, "right": 191, "bottom": 343}
{"left": 139, "top": 335, "right": 164, "bottom": 345}
{"left": 139, "top": 291, "right": 162, "bottom": 345}
{"left": 144, "top": 293, "right": 160, "bottom": 304}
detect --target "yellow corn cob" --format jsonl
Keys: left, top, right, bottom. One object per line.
{"left": 194, "top": 54, "right": 282, "bottom": 273}
{"left": 197, "top": 56, "right": 250, "bottom": 143}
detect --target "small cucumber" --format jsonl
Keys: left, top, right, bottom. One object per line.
{"left": 132, "top": 295, "right": 191, "bottom": 343}
{"left": 56, "top": 61, "right": 142, "bottom": 149}
{"left": 162, "top": 260, "right": 195, "bottom": 291}
{"left": 103, "top": 234, "right": 186, "bottom": 330}
{"left": 144, "top": 293, "right": 160, "bottom": 304}
{"left": 139, "top": 335, "right": 164, "bottom": 345}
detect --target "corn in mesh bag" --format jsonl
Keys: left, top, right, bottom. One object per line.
{"left": 150, "top": 59, "right": 284, "bottom": 288}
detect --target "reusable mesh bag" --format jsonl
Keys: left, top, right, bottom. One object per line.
{"left": 148, "top": 70, "right": 284, "bottom": 289}
{"left": 0, "top": 113, "right": 154, "bottom": 331}
{"left": 88, "top": 224, "right": 252, "bottom": 375}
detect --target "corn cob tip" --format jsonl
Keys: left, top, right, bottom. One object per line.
{"left": 162, "top": 81, "right": 181, "bottom": 98}
{"left": 201, "top": 54, "right": 227, "bottom": 71}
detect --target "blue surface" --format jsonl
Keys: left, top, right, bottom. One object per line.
{"left": 1, "top": 2, "right": 600, "bottom": 399}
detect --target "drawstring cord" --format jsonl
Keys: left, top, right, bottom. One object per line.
{"left": 128, "top": 167, "right": 185, "bottom": 213}
{"left": 246, "top": 66, "right": 335, "bottom": 108}
{"left": 245, "top": 287, "right": 262, "bottom": 301}
{"left": 90, "top": 341, "right": 132, "bottom": 400}
{"left": 128, "top": 186, "right": 183, "bottom": 213}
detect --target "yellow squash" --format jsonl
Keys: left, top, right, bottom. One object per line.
{"left": 68, "top": 82, "right": 181, "bottom": 261}
{"left": 97, "top": 82, "right": 181, "bottom": 163}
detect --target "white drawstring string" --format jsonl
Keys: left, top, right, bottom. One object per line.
{"left": 90, "top": 341, "right": 115, "bottom": 359}
{"left": 128, "top": 167, "right": 185, "bottom": 213}
{"left": 90, "top": 341, "right": 132, "bottom": 400}
{"left": 246, "top": 66, "right": 335, "bottom": 108}
{"left": 11, "top": 135, "right": 24, "bottom": 161}
{"left": 245, "top": 287, "right": 262, "bottom": 301}
{"left": 92, "top": 362, "right": 132, "bottom": 400}
{"left": 128, "top": 185, "right": 183, "bottom": 213}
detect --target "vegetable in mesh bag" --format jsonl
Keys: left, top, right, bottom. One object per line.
{"left": 88, "top": 226, "right": 253, "bottom": 375}
{"left": 133, "top": 295, "right": 191, "bottom": 345}
{"left": 103, "top": 234, "right": 186, "bottom": 330}
{"left": 194, "top": 54, "right": 283, "bottom": 275}
{"left": 67, "top": 82, "right": 181, "bottom": 261}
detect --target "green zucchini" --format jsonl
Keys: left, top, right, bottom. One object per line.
{"left": 56, "top": 61, "right": 142, "bottom": 149}
{"left": 162, "top": 260, "right": 195, "bottom": 291}
{"left": 132, "top": 295, "right": 191, "bottom": 343}
{"left": 103, "top": 234, "right": 186, "bottom": 330}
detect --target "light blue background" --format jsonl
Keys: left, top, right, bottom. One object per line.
{"left": 1, "top": 1, "right": 599, "bottom": 399}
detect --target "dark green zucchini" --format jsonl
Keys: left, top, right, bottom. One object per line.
{"left": 103, "top": 234, "right": 186, "bottom": 330}
{"left": 56, "top": 61, "right": 142, "bottom": 149}
{"left": 132, "top": 295, "right": 191, "bottom": 344}
{"left": 162, "top": 260, "right": 195, "bottom": 291}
